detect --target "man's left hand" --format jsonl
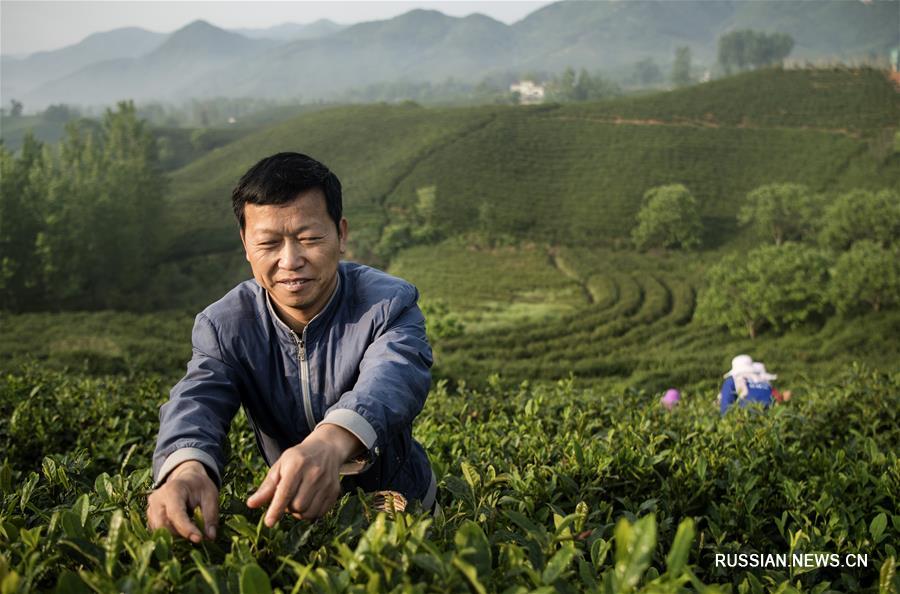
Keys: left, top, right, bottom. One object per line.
{"left": 247, "top": 424, "right": 363, "bottom": 525}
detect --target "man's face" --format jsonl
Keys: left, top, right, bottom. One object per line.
{"left": 240, "top": 188, "right": 347, "bottom": 328}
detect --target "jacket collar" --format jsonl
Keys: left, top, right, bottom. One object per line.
{"left": 264, "top": 267, "right": 343, "bottom": 341}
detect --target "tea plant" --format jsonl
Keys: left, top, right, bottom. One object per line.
{"left": 1, "top": 365, "right": 897, "bottom": 592}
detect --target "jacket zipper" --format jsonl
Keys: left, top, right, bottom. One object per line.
{"left": 290, "top": 329, "right": 317, "bottom": 433}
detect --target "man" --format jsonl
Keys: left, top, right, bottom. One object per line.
{"left": 147, "top": 152, "right": 436, "bottom": 543}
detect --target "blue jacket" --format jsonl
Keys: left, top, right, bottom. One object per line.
{"left": 719, "top": 376, "right": 773, "bottom": 416}
{"left": 152, "top": 262, "right": 436, "bottom": 507}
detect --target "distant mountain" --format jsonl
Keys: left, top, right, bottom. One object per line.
{"left": 23, "top": 21, "right": 276, "bottom": 108}
{"left": 187, "top": 1, "right": 899, "bottom": 101}
{"left": 15, "top": 1, "right": 900, "bottom": 109}
{"left": 510, "top": 0, "right": 898, "bottom": 71}
{"left": 183, "top": 10, "right": 519, "bottom": 100}
{"left": 1, "top": 27, "right": 165, "bottom": 102}
{"left": 232, "top": 19, "right": 345, "bottom": 41}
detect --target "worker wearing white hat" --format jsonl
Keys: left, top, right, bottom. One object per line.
{"left": 719, "top": 354, "right": 774, "bottom": 416}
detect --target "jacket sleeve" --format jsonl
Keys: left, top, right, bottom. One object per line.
{"left": 152, "top": 312, "right": 242, "bottom": 489}
{"left": 318, "top": 286, "right": 433, "bottom": 458}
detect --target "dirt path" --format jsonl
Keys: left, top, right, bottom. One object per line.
{"left": 547, "top": 246, "right": 595, "bottom": 305}
{"left": 543, "top": 115, "right": 864, "bottom": 139}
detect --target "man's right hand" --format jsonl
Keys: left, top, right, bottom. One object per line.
{"left": 146, "top": 460, "right": 219, "bottom": 543}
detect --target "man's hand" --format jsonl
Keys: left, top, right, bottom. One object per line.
{"left": 247, "top": 424, "right": 363, "bottom": 526}
{"left": 146, "top": 460, "right": 219, "bottom": 543}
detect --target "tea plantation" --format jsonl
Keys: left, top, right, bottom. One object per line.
{"left": 2, "top": 240, "right": 898, "bottom": 592}
{"left": 2, "top": 67, "right": 899, "bottom": 592}
{"left": 1, "top": 361, "right": 898, "bottom": 593}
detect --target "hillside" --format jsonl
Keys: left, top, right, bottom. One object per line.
{"left": 160, "top": 68, "right": 899, "bottom": 303}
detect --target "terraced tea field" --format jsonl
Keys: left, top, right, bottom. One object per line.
{"left": 392, "top": 243, "right": 900, "bottom": 396}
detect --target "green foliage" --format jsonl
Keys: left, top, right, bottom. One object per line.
{"left": 1, "top": 365, "right": 898, "bottom": 592}
{"left": 737, "top": 183, "right": 819, "bottom": 246}
{"left": 545, "top": 68, "right": 622, "bottom": 103}
{"left": 388, "top": 240, "right": 584, "bottom": 331}
{"left": 818, "top": 188, "right": 900, "bottom": 251}
{"left": 0, "top": 310, "right": 193, "bottom": 377}
{"left": 1, "top": 101, "right": 166, "bottom": 311}
{"left": 138, "top": 68, "right": 900, "bottom": 310}
{"left": 718, "top": 30, "right": 794, "bottom": 75}
{"left": 375, "top": 185, "right": 443, "bottom": 259}
{"left": 631, "top": 184, "right": 703, "bottom": 251}
{"left": 671, "top": 47, "right": 692, "bottom": 88}
{"left": 41, "top": 104, "right": 81, "bottom": 124}
{"left": 419, "top": 300, "right": 465, "bottom": 343}
{"left": 0, "top": 134, "right": 46, "bottom": 310}
{"left": 696, "top": 243, "right": 830, "bottom": 338}
{"left": 829, "top": 240, "right": 900, "bottom": 315}
{"left": 560, "top": 68, "right": 900, "bottom": 134}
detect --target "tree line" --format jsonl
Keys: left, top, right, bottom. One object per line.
{"left": 0, "top": 102, "right": 165, "bottom": 312}
{"left": 629, "top": 182, "right": 900, "bottom": 337}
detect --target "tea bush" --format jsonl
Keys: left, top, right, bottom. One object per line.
{"left": 1, "top": 364, "right": 897, "bottom": 593}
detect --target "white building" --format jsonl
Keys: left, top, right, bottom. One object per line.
{"left": 510, "top": 80, "right": 546, "bottom": 105}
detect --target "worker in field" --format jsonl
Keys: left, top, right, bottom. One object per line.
{"left": 661, "top": 388, "right": 681, "bottom": 410}
{"left": 752, "top": 361, "right": 791, "bottom": 404}
{"left": 718, "top": 354, "right": 774, "bottom": 416}
{"left": 147, "top": 152, "right": 436, "bottom": 543}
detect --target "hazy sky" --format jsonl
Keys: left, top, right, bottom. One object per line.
{"left": 1, "top": 1, "right": 554, "bottom": 56}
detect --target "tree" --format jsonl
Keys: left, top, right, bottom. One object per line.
{"left": 0, "top": 133, "right": 46, "bottom": 310}
{"left": 34, "top": 101, "right": 165, "bottom": 309}
{"left": 631, "top": 184, "right": 703, "bottom": 250}
{"left": 696, "top": 243, "right": 830, "bottom": 338}
{"left": 9, "top": 100, "right": 23, "bottom": 117}
{"left": 718, "top": 30, "right": 794, "bottom": 74}
{"left": 42, "top": 104, "right": 80, "bottom": 123}
{"left": 829, "top": 240, "right": 900, "bottom": 314}
{"left": 548, "top": 67, "right": 577, "bottom": 102}
{"left": 671, "top": 46, "right": 692, "bottom": 87}
{"left": 737, "top": 183, "right": 819, "bottom": 246}
{"left": 818, "top": 188, "right": 900, "bottom": 251}
{"left": 762, "top": 33, "right": 794, "bottom": 68}
{"left": 546, "top": 67, "right": 620, "bottom": 103}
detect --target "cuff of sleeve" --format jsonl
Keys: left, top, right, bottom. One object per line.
{"left": 318, "top": 408, "right": 379, "bottom": 452}
{"left": 153, "top": 448, "right": 221, "bottom": 489}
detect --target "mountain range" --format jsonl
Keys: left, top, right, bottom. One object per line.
{"left": 3, "top": 0, "right": 898, "bottom": 110}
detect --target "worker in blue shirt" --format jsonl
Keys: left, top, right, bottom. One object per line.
{"left": 719, "top": 354, "right": 774, "bottom": 416}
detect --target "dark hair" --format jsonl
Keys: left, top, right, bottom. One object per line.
{"left": 231, "top": 152, "right": 342, "bottom": 230}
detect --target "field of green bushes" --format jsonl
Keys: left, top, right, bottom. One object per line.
{"left": 153, "top": 68, "right": 898, "bottom": 307}
{"left": 390, "top": 242, "right": 900, "bottom": 394}
{"left": 2, "top": 364, "right": 897, "bottom": 593}
{"left": 2, "top": 67, "right": 899, "bottom": 592}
